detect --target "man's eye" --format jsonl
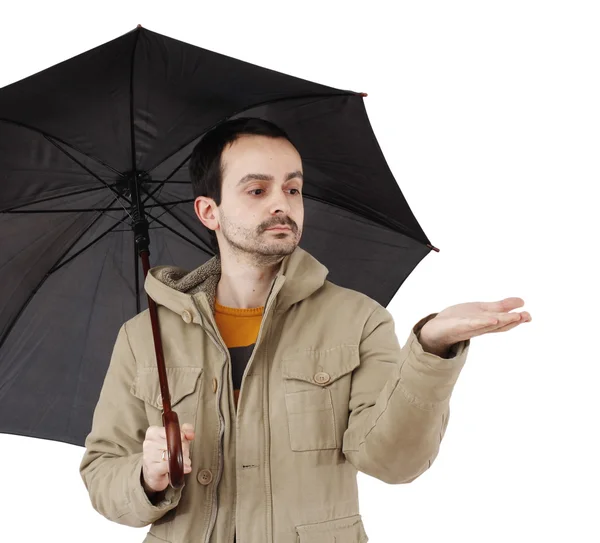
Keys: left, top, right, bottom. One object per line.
{"left": 248, "top": 188, "right": 301, "bottom": 196}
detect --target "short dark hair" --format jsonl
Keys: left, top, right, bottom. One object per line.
{"left": 188, "top": 117, "right": 297, "bottom": 256}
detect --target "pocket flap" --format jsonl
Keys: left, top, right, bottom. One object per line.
{"left": 130, "top": 366, "right": 203, "bottom": 409}
{"left": 296, "top": 514, "right": 368, "bottom": 542}
{"left": 282, "top": 345, "right": 360, "bottom": 386}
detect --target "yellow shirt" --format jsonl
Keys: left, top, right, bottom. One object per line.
{"left": 213, "top": 299, "right": 264, "bottom": 410}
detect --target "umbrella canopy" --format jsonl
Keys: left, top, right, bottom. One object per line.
{"left": 0, "top": 26, "right": 438, "bottom": 448}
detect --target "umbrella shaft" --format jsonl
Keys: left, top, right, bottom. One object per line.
{"left": 140, "top": 249, "right": 151, "bottom": 278}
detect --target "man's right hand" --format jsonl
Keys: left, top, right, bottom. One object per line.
{"left": 141, "top": 422, "right": 195, "bottom": 495}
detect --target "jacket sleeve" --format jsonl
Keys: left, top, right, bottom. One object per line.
{"left": 342, "top": 306, "right": 470, "bottom": 484}
{"left": 79, "top": 321, "right": 184, "bottom": 527}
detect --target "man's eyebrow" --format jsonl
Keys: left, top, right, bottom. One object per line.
{"left": 237, "top": 170, "right": 303, "bottom": 187}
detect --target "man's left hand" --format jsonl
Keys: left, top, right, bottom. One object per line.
{"left": 419, "top": 297, "right": 532, "bottom": 357}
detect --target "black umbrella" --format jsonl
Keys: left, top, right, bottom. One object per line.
{"left": 0, "top": 25, "right": 439, "bottom": 486}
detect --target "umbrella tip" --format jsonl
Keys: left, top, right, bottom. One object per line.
{"left": 359, "top": 92, "right": 368, "bottom": 97}
{"left": 137, "top": 23, "right": 143, "bottom": 28}
{"left": 427, "top": 244, "right": 440, "bottom": 253}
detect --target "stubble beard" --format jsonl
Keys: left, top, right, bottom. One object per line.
{"left": 220, "top": 218, "right": 300, "bottom": 267}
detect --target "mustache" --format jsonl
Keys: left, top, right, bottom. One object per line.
{"left": 262, "top": 219, "right": 296, "bottom": 231}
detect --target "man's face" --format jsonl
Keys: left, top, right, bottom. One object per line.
{"left": 196, "top": 134, "right": 304, "bottom": 261}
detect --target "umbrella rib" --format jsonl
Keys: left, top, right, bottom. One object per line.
{"left": 143, "top": 91, "right": 359, "bottom": 203}
{"left": 144, "top": 181, "right": 190, "bottom": 184}
{"left": 143, "top": 158, "right": 188, "bottom": 204}
{"left": 4, "top": 208, "right": 124, "bottom": 214}
{"left": 64, "top": 225, "right": 115, "bottom": 436}
{"left": 129, "top": 28, "right": 141, "bottom": 176}
{"left": 0, "top": 185, "right": 118, "bottom": 213}
{"left": 140, "top": 186, "right": 212, "bottom": 251}
{"left": 2, "top": 199, "right": 194, "bottom": 214}
{"left": 113, "top": 226, "right": 164, "bottom": 232}
{"left": 145, "top": 198, "right": 196, "bottom": 228}
{"left": 147, "top": 199, "right": 195, "bottom": 207}
{"left": 300, "top": 191, "right": 430, "bottom": 247}
{"left": 144, "top": 199, "right": 195, "bottom": 216}
{"left": 147, "top": 203, "right": 180, "bottom": 225}
{"left": 49, "top": 216, "right": 128, "bottom": 275}
{"left": 143, "top": 211, "right": 211, "bottom": 255}
{"left": 43, "top": 135, "right": 133, "bottom": 219}
{"left": 0, "top": 117, "right": 121, "bottom": 175}
{"left": 0, "top": 203, "right": 118, "bottom": 351}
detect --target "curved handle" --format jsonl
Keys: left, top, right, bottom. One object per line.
{"left": 163, "top": 410, "right": 185, "bottom": 489}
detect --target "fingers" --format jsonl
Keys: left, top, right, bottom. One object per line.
{"left": 146, "top": 424, "right": 195, "bottom": 443}
{"left": 142, "top": 423, "right": 196, "bottom": 493}
{"left": 488, "top": 312, "right": 531, "bottom": 333}
{"left": 487, "top": 321, "right": 521, "bottom": 334}
{"left": 181, "top": 423, "right": 195, "bottom": 440}
{"left": 489, "top": 311, "right": 530, "bottom": 326}
{"left": 496, "top": 297, "right": 525, "bottom": 311}
{"left": 468, "top": 312, "right": 529, "bottom": 338}
{"left": 473, "top": 311, "right": 522, "bottom": 329}
{"left": 144, "top": 424, "right": 195, "bottom": 474}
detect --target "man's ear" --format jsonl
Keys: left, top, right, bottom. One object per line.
{"left": 194, "top": 196, "right": 219, "bottom": 232}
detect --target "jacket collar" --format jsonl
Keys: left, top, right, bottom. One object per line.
{"left": 144, "top": 245, "right": 329, "bottom": 323}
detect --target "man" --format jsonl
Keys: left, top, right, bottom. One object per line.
{"left": 79, "top": 117, "right": 531, "bottom": 542}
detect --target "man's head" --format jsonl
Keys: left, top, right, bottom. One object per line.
{"left": 189, "top": 118, "right": 304, "bottom": 264}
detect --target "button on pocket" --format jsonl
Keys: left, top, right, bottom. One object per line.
{"left": 281, "top": 346, "right": 360, "bottom": 452}
{"left": 314, "top": 372, "right": 330, "bottom": 384}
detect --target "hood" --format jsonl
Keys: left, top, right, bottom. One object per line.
{"left": 143, "top": 245, "right": 329, "bottom": 322}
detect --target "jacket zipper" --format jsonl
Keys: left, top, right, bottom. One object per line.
{"left": 255, "top": 278, "right": 280, "bottom": 543}
{"left": 196, "top": 303, "right": 227, "bottom": 543}
{"left": 196, "top": 275, "right": 284, "bottom": 543}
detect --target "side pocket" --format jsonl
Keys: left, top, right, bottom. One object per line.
{"left": 295, "top": 513, "right": 369, "bottom": 542}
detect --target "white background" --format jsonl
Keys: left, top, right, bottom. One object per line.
{"left": 1, "top": 1, "right": 598, "bottom": 542}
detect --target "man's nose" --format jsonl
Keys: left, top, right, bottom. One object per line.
{"left": 268, "top": 189, "right": 292, "bottom": 216}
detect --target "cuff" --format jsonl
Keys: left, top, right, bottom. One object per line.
{"left": 414, "top": 312, "right": 470, "bottom": 361}
{"left": 127, "top": 454, "right": 184, "bottom": 525}
{"left": 398, "top": 312, "right": 470, "bottom": 405}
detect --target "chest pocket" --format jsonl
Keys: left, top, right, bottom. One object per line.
{"left": 130, "top": 366, "right": 204, "bottom": 426}
{"left": 282, "top": 345, "right": 360, "bottom": 452}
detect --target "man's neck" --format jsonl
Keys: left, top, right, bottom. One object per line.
{"left": 215, "top": 250, "right": 283, "bottom": 309}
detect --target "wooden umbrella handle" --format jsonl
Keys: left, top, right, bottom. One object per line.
{"left": 140, "top": 250, "right": 185, "bottom": 489}
{"left": 162, "top": 410, "right": 184, "bottom": 489}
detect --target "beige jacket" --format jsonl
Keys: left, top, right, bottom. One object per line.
{"left": 79, "top": 246, "right": 470, "bottom": 543}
